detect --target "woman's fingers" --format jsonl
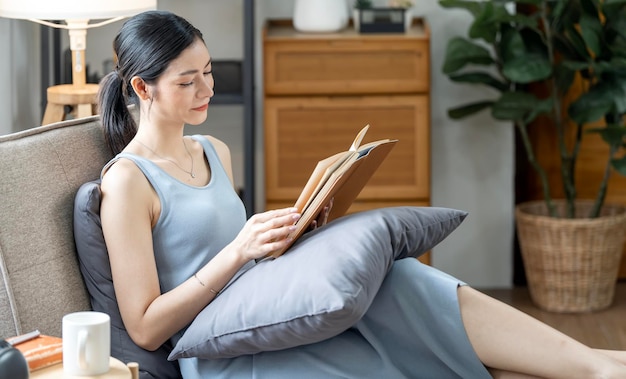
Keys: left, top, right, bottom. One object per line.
{"left": 236, "top": 208, "right": 301, "bottom": 260}
{"left": 250, "top": 207, "right": 299, "bottom": 224}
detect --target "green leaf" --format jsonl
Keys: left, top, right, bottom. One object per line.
{"left": 569, "top": 79, "right": 626, "bottom": 123}
{"left": 491, "top": 92, "right": 552, "bottom": 122}
{"left": 551, "top": 0, "right": 569, "bottom": 21}
{"left": 502, "top": 54, "right": 552, "bottom": 83}
{"left": 588, "top": 124, "right": 626, "bottom": 148}
{"left": 499, "top": 13, "right": 541, "bottom": 30}
{"left": 553, "top": 62, "right": 576, "bottom": 94}
{"left": 524, "top": 97, "right": 554, "bottom": 124}
{"left": 602, "top": 0, "right": 626, "bottom": 18}
{"left": 492, "top": 0, "right": 542, "bottom": 4}
{"left": 592, "top": 59, "right": 626, "bottom": 76}
{"left": 612, "top": 156, "right": 626, "bottom": 176}
{"left": 579, "top": 14, "right": 602, "bottom": 56}
{"left": 613, "top": 78, "right": 626, "bottom": 114}
{"left": 580, "top": 0, "right": 601, "bottom": 16}
{"left": 604, "top": 0, "right": 626, "bottom": 5}
{"left": 603, "top": 5, "right": 626, "bottom": 41}
{"left": 449, "top": 72, "right": 509, "bottom": 91}
{"left": 439, "top": 0, "right": 482, "bottom": 17}
{"left": 561, "top": 60, "right": 591, "bottom": 71}
{"left": 501, "top": 28, "right": 550, "bottom": 80}
{"left": 564, "top": 25, "right": 592, "bottom": 61}
{"left": 442, "top": 37, "right": 494, "bottom": 74}
{"left": 500, "top": 28, "right": 526, "bottom": 63}
{"left": 553, "top": 35, "right": 584, "bottom": 62}
{"left": 448, "top": 101, "right": 494, "bottom": 119}
{"left": 569, "top": 84, "right": 616, "bottom": 124}
{"left": 520, "top": 27, "right": 549, "bottom": 56}
{"left": 468, "top": 1, "right": 498, "bottom": 43}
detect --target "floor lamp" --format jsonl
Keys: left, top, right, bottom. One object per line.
{"left": 0, "top": 0, "right": 156, "bottom": 124}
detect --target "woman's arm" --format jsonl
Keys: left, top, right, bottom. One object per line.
{"left": 101, "top": 159, "right": 300, "bottom": 351}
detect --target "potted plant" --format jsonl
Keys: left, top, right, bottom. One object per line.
{"left": 439, "top": 0, "right": 626, "bottom": 312}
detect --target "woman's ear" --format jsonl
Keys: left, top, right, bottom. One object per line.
{"left": 130, "top": 76, "right": 151, "bottom": 101}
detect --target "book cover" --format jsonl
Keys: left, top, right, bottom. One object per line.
{"left": 6, "top": 333, "right": 63, "bottom": 372}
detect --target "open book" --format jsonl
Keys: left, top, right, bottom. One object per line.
{"left": 269, "top": 125, "right": 398, "bottom": 258}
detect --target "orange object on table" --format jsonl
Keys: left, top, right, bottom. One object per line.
{"left": 6, "top": 333, "right": 63, "bottom": 372}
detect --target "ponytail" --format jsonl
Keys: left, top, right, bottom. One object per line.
{"left": 98, "top": 70, "right": 137, "bottom": 155}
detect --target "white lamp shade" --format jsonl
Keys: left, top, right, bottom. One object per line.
{"left": 0, "top": 0, "right": 156, "bottom": 20}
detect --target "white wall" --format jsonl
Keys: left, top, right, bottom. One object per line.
{"left": 0, "top": 0, "right": 514, "bottom": 288}
{"left": 416, "top": 1, "right": 514, "bottom": 288}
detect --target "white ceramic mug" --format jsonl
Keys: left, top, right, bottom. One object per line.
{"left": 62, "top": 311, "right": 111, "bottom": 376}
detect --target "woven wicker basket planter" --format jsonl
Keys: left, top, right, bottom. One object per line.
{"left": 515, "top": 200, "right": 626, "bottom": 313}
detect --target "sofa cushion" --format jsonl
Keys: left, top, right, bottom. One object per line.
{"left": 73, "top": 180, "right": 181, "bottom": 379}
{"left": 169, "top": 206, "right": 468, "bottom": 360}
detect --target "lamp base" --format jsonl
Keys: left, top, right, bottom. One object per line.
{"left": 42, "top": 84, "right": 99, "bottom": 125}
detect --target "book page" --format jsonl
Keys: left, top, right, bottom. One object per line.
{"left": 294, "top": 124, "right": 371, "bottom": 213}
{"left": 294, "top": 151, "right": 354, "bottom": 214}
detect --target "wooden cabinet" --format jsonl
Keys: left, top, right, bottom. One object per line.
{"left": 263, "top": 20, "right": 431, "bottom": 263}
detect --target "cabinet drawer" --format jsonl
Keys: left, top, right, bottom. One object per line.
{"left": 264, "top": 32, "right": 429, "bottom": 95}
{"left": 264, "top": 95, "right": 430, "bottom": 202}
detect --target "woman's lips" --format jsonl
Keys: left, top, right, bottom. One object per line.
{"left": 192, "top": 104, "right": 209, "bottom": 111}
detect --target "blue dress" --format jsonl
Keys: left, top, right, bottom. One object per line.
{"left": 120, "top": 135, "right": 491, "bottom": 379}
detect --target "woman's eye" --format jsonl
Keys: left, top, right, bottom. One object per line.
{"left": 203, "top": 71, "right": 212, "bottom": 76}
{"left": 180, "top": 82, "right": 193, "bottom": 87}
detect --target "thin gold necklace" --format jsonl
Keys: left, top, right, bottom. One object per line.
{"left": 135, "top": 138, "right": 196, "bottom": 178}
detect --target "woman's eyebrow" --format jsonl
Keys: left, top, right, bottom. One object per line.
{"left": 178, "top": 60, "right": 212, "bottom": 76}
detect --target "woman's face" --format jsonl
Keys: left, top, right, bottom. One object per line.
{"left": 148, "top": 38, "right": 214, "bottom": 126}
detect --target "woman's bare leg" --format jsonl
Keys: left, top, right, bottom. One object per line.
{"left": 458, "top": 286, "right": 626, "bottom": 379}
{"left": 595, "top": 349, "right": 626, "bottom": 365}
{"left": 487, "top": 350, "right": 626, "bottom": 378}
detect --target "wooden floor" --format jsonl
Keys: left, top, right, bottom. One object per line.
{"left": 482, "top": 282, "right": 626, "bottom": 350}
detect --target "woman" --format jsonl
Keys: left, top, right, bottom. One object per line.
{"left": 97, "top": 10, "right": 626, "bottom": 379}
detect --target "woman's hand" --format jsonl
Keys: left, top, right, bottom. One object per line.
{"left": 308, "top": 197, "right": 334, "bottom": 231}
{"left": 229, "top": 207, "right": 301, "bottom": 261}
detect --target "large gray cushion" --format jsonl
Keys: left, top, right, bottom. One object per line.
{"left": 169, "top": 206, "right": 468, "bottom": 360}
{"left": 73, "top": 180, "right": 182, "bottom": 379}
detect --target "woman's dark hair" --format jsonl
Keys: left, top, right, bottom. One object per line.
{"left": 98, "top": 10, "right": 205, "bottom": 155}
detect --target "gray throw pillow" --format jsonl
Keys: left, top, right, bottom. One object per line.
{"left": 73, "top": 180, "right": 182, "bottom": 379}
{"left": 168, "top": 206, "right": 467, "bottom": 360}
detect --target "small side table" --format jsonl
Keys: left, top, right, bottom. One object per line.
{"left": 30, "top": 357, "right": 137, "bottom": 379}
{"left": 42, "top": 84, "right": 99, "bottom": 125}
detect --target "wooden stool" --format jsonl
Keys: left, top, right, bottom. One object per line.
{"left": 42, "top": 84, "right": 99, "bottom": 125}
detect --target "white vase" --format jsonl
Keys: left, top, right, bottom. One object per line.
{"left": 293, "top": 0, "right": 349, "bottom": 32}
{"left": 404, "top": 8, "right": 413, "bottom": 31}
{"left": 353, "top": 9, "right": 360, "bottom": 32}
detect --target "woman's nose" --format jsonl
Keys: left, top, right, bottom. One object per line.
{"left": 199, "top": 75, "right": 214, "bottom": 98}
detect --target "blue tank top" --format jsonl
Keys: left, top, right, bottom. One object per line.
{"left": 102, "top": 135, "right": 247, "bottom": 294}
